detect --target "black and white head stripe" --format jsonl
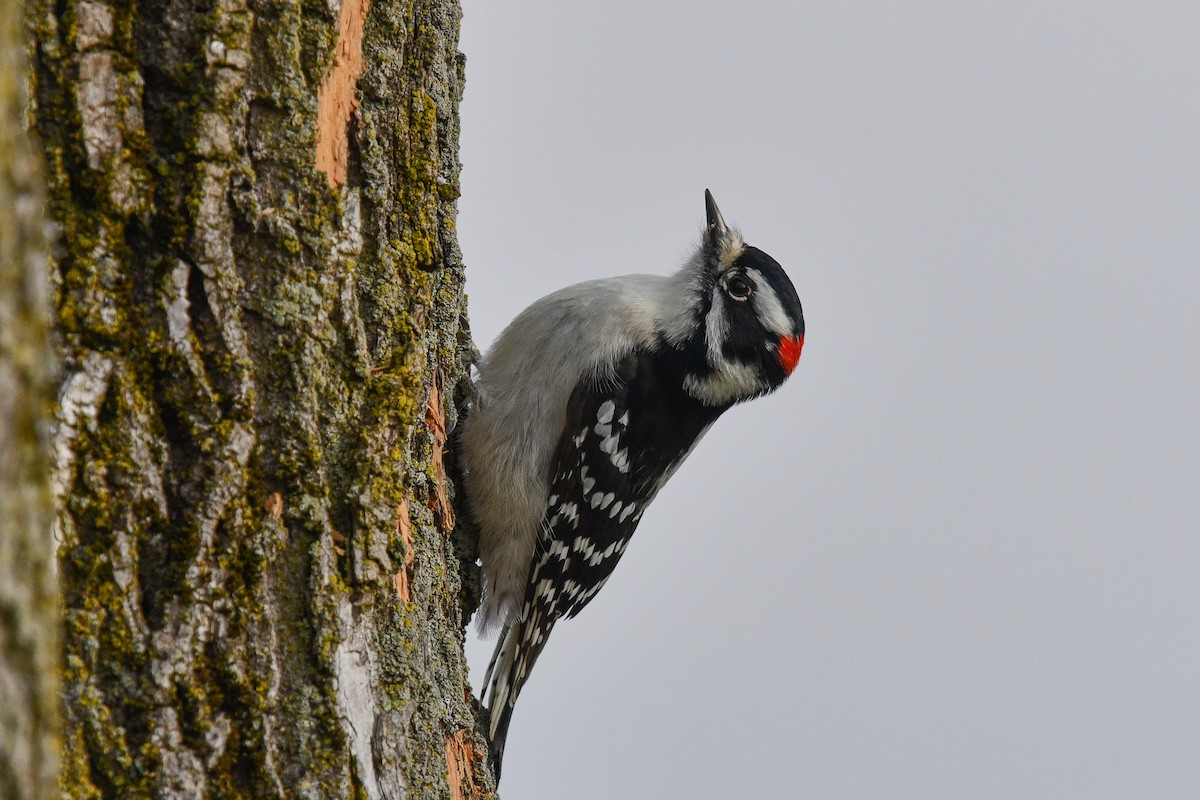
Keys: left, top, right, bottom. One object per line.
{"left": 684, "top": 230, "right": 805, "bottom": 407}
{"left": 702, "top": 192, "right": 803, "bottom": 335}
{"left": 740, "top": 250, "right": 804, "bottom": 336}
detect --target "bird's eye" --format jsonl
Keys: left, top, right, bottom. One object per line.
{"left": 726, "top": 276, "right": 752, "bottom": 300}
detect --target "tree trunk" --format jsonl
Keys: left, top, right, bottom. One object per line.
{"left": 29, "top": 0, "right": 489, "bottom": 797}
{"left": 1, "top": 3, "right": 59, "bottom": 799}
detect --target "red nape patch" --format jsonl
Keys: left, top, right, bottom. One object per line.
{"left": 778, "top": 335, "right": 804, "bottom": 376}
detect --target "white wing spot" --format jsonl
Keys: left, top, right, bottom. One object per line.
{"left": 572, "top": 537, "right": 597, "bottom": 561}
{"left": 609, "top": 500, "right": 623, "bottom": 519}
{"left": 590, "top": 491, "right": 614, "bottom": 510}
{"left": 619, "top": 503, "right": 636, "bottom": 523}
{"left": 596, "top": 400, "right": 615, "bottom": 424}
{"left": 581, "top": 574, "right": 610, "bottom": 602}
{"left": 587, "top": 541, "right": 619, "bottom": 566}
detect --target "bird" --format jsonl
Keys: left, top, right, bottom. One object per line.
{"left": 459, "top": 189, "right": 805, "bottom": 780}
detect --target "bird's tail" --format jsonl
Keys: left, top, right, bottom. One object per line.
{"left": 480, "top": 611, "right": 554, "bottom": 782}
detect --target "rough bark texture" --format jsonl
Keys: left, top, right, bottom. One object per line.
{"left": 30, "top": 0, "right": 490, "bottom": 797}
{"left": 1, "top": 3, "right": 59, "bottom": 798}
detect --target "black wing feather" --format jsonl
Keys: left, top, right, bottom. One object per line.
{"left": 486, "top": 346, "right": 725, "bottom": 778}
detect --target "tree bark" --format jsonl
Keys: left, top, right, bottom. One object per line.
{"left": 1, "top": 3, "right": 59, "bottom": 799}
{"left": 29, "top": 0, "right": 488, "bottom": 797}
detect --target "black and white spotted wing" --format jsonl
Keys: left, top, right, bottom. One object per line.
{"left": 536, "top": 346, "right": 724, "bottom": 618}
{"left": 485, "top": 346, "right": 726, "bottom": 776}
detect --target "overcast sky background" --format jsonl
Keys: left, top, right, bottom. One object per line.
{"left": 455, "top": 2, "right": 1199, "bottom": 797}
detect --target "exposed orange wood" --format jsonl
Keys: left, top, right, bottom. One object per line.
{"left": 445, "top": 729, "right": 483, "bottom": 799}
{"left": 425, "top": 381, "right": 455, "bottom": 531}
{"left": 393, "top": 499, "right": 414, "bottom": 602}
{"left": 315, "top": 0, "right": 371, "bottom": 188}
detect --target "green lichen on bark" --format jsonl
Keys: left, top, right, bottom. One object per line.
{"left": 32, "top": 0, "right": 488, "bottom": 796}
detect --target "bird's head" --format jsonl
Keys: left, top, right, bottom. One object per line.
{"left": 676, "top": 190, "right": 805, "bottom": 407}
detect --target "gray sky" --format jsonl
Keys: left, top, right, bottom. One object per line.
{"left": 457, "top": 2, "right": 1200, "bottom": 797}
